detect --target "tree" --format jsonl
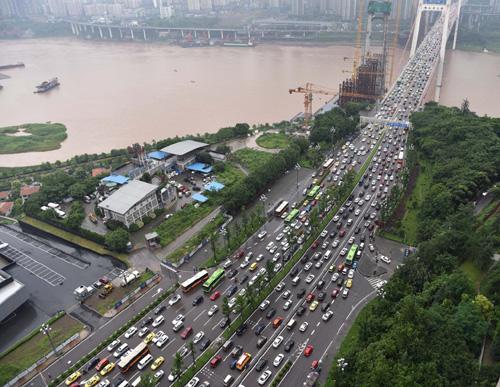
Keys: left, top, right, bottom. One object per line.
{"left": 65, "top": 201, "right": 85, "bottom": 229}
{"left": 172, "top": 352, "right": 183, "bottom": 379}
{"left": 105, "top": 228, "right": 129, "bottom": 252}
{"left": 265, "top": 259, "right": 275, "bottom": 281}
{"left": 209, "top": 233, "right": 218, "bottom": 261}
{"left": 215, "top": 144, "right": 231, "bottom": 154}
{"left": 235, "top": 295, "right": 246, "bottom": 319}
{"left": 196, "top": 151, "right": 213, "bottom": 165}
{"left": 460, "top": 98, "right": 470, "bottom": 115}
{"left": 222, "top": 296, "right": 231, "bottom": 321}
{"left": 140, "top": 172, "right": 152, "bottom": 183}
{"left": 188, "top": 340, "right": 196, "bottom": 366}
{"left": 138, "top": 372, "right": 157, "bottom": 387}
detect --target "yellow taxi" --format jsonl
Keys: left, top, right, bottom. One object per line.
{"left": 303, "top": 200, "right": 309, "bottom": 208}
{"left": 65, "top": 370, "right": 81, "bottom": 385}
{"left": 249, "top": 262, "right": 258, "bottom": 271}
{"left": 84, "top": 375, "right": 100, "bottom": 387}
{"left": 144, "top": 332, "right": 156, "bottom": 344}
{"left": 328, "top": 264, "right": 335, "bottom": 273}
{"left": 99, "top": 362, "right": 115, "bottom": 376}
{"left": 346, "top": 279, "right": 353, "bottom": 289}
{"left": 309, "top": 300, "right": 319, "bottom": 312}
{"left": 151, "top": 355, "right": 165, "bottom": 370}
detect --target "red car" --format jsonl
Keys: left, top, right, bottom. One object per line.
{"left": 312, "top": 240, "right": 320, "bottom": 249}
{"left": 311, "top": 200, "right": 317, "bottom": 206}
{"left": 210, "top": 291, "right": 221, "bottom": 301}
{"left": 331, "top": 289, "right": 339, "bottom": 299}
{"left": 306, "top": 293, "right": 315, "bottom": 303}
{"left": 235, "top": 250, "right": 245, "bottom": 259}
{"left": 304, "top": 344, "right": 314, "bottom": 357}
{"left": 180, "top": 326, "right": 193, "bottom": 339}
{"left": 339, "top": 229, "right": 346, "bottom": 237}
{"left": 337, "top": 263, "right": 345, "bottom": 272}
{"left": 311, "top": 360, "right": 319, "bottom": 369}
{"left": 210, "top": 355, "right": 222, "bottom": 368}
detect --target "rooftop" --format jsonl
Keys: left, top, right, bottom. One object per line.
{"left": 98, "top": 180, "right": 158, "bottom": 215}
{"left": 101, "top": 175, "right": 129, "bottom": 185}
{"left": 0, "top": 201, "right": 14, "bottom": 215}
{"left": 92, "top": 167, "right": 111, "bottom": 177}
{"left": 160, "top": 140, "right": 208, "bottom": 156}
{"left": 20, "top": 185, "right": 40, "bottom": 197}
{"left": 148, "top": 150, "right": 170, "bottom": 160}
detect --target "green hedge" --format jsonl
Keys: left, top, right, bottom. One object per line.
{"left": 270, "top": 360, "right": 293, "bottom": 387}
{"left": 0, "top": 311, "right": 65, "bottom": 360}
{"left": 48, "top": 286, "right": 177, "bottom": 386}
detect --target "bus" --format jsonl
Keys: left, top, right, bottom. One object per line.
{"left": 346, "top": 244, "right": 358, "bottom": 266}
{"left": 236, "top": 352, "right": 252, "bottom": 371}
{"left": 275, "top": 201, "right": 289, "bottom": 217}
{"left": 397, "top": 151, "right": 404, "bottom": 164}
{"left": 323, "top": 158, "right": 334, "bottom": 169}
{"left": 117, "top": 342, "right": 149, "bottom": 373}
{"left": 285, "top": 209, "right": 300, "bottom": 223}
{"left": 202, "top": 268, "right": 225, "bottom": 293}
{"left": 180, "top": 270, "right": 209, "bottom": 293}
{"left": 307, "top": 185, "right": 321, "bottom": 199}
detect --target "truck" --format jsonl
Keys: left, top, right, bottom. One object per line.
{"left": 303, "top": 371, "right": 320, "bottom": 386}
{"left": 74, "top": 285, "right": 95, "bottom": 301}
{"left": 121, "top": 270, "right": 140, "bottom": 287}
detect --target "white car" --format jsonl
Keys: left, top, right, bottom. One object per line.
{"left": 124, "top": 326, "right": 137, "bottom": 339}
{"left": 259, "top": 300, "right": 270, "bottom": 311}
{"left": 167, "top": 373, "right": 178, "bottom": 382}
{"left": 171, "top": 314, "right": 184, "bottom": 325}
{"left": 322, "top": 310, "right": 334, "bottom": 321}
{"left": 138, "top": 327, "right": 149, "bottom": 337}
{"left": 355, "top": 208, "right": 361, "bottom": 216}
{"left": 299, "top": 322, "right": 309, "bottom": 332}
{"left": 320, "top": 230, "right": 328, "bottom": 238}
{"left": 266, "top": 242, "right": 275, "bottom": 251}
{"left": 369, "top": 244, "right": 375, "bottom": 252}
{"left": 256, "top": 254, "right": 265, "bottom": 262}
{"left": 304, "top": 262, "right": 313, "bottom": 271}
{"left": 152, "top": 315, "right": 164, "bottom": 327}
{"left": 96, "top": 379, "right": 110, "bottom": 387}
{"left": 156, "top": 334, "right": 169, "bottom": 348}
{"left": 272, "top": 336, "right": 284, "bottom": 348}
{"left": 314, "top": 261, "right": 322, "bottom": 269}
{"left": 348, "top": 237, "right": 355, "bottom": 245}
{"left": 258, "top": 230, "right": 267, "bottom": 239}
{"left": 340, "top": 248, "right": 348, "bottom": 256}
{"left": 380, "top": 255, "right": 391, "bottom": 264}
{"left": 282, "top": 290, "right": 291, "bottom": 299}
{"left": 306, "top": 274, "right": 315, "bottom": 284}
{"left": 276, "top": 233, "right": 284, "bottom": 241}
{"left": 186, "top": 376, "right": 200, "bottom": 387}
{"left": 193, "top": 331, "right": 204, "bottom": 344}
{"left": 348, "top": 269, "right": 355, "bottom": 279}
{"left": 283, "top": 299, "right": 293, "bottom": 310}
{"left": 106, "top": 339, "right": 120, "bottom": 352}
{"left": 152, "top": 330, "right": 164, "bottom": 344}
{"left": 169, "top": 294, "right": 181, "bottom": 306}
{"left": 240, "top": 260, "right": 250, "bottom": 269}
{"left": 208, "top": 305, "right": 218, "bottom": 316}
{"left": 113, "top": 343, "right": 129, "bottom": 358}
{"left": 273, "top": 353, "right": 285, "bottom": 367}
{"left": 272, "top": 253, "right": 281, "bottom": 263}
{"left": 258, "top": 370, "right": 272, "bottom": 385}
{"left": 269, "top": 245, "right": 278, "bottom": 254}
{"left": 275, "top": 282, "right": 285, "bottom": 292}
{"left": 331, "top": 272, "right": 339, "bottom": 282}
{"left": 333, "top": 215, "right": 340, "bottom": 222}
{"left": 332, "top": 239, "right": 339, "bottom": 248}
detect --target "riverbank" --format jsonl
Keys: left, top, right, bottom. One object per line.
{"left": 0, "top": 123, "right": 67, "bottom": 154}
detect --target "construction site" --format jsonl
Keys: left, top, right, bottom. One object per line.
{"left": 289, "top": 0, "right": 407, "bottom": 123}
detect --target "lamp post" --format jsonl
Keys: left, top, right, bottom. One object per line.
{"left": 295, "top": 163, "right": 301, "bottom": 190}
{"left": 40, "top": 323, "right": 59, "bottom": 356}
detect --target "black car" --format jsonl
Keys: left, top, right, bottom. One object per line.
{"left": 317, "top": 291, "right": 326, "bottom": 301}
{"left": 300, "top": 255, "right": 309, "bottom": 264}
{"left": 360, "top": 234, "right": 366, "bottom": 242}
{"left": 199, "top": 338, "right": 211, "bottom": 351}
{"left": 364, "top": 213, "right": 370, "bottom": 220}
{"left": 85, "top": 357, "right": 100, "bottom": 372}
{"left": 154, "top": 305, "right": 166, "bottom": 315}
{"left": 348, "top": 205, "right": 354, "bottom": 213}
{"left": 255, "top": 359, "right": 268, "bottom": 372}
{"left": 342, "top": 212, "right": 349, "bottom": 219}
{"left": 312, "top": 252, "right": 321, "bottom": 261}
{"left": 337, "top": 277, "right": 344, "bottom": 287}
{"left": 266, "top": 308, "right": 276, "bottom": 319}
{"left": 227, "top": 269, "right": 238, "bottom": 278}
{"left": 219, "top": 317, "right": 230, "bottom": 329}
{"left": 297, "top": 288, "right": 306, "bottom": 298}
{"left": 290, "top": 266, "right": 299, "bottom": 277}
{"left": 257, "top": 336, "right": 268, "bottom": 349}
{"left": 254, "top": 322, "right": 266, "bottom": 335}
{"left": 329, "top": 231, "right": 337, "bottom": 239}
{"left": 192, "top": 295, "right": 204, "bottom": 306}
{"left": 236, "top": 322, "right": 248, "bottom": 336}
{"left": 141, "top": 316, "right": 153, "bottom": 327}
{"left": 320, "top": 302, "right": 330, "bottom": 312}
{"left": 296, "top": 305, "right": 306, "bottom": 316}
{"left": 284, "top": 340, "right": 295, "bottom": 352}
{"left": 354, "top": 227, "right": 361, "bottom": 234}
{"left": 316, "top": 280, "right": 325, "bottom": 290}
{"left": 227, "top": 285, "right": 238, "bottom": 297}
{"left": 239, "top": 274, "right": 249, "bottom": 284}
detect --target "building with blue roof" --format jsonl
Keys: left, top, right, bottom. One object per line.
{"left": 187, "top": 162, "right": 213, "bottom": 174}
{"left": 192, "top": 193, "right": 209, "bottom": 203}
{"left": 148, "top": 150, "right": 170, "bottom": 160}
{"left": 204, "top": 181, "right": 225, "bottom": 192}
{"left": 101, "top": 175, "right": 129, "bottom": 185}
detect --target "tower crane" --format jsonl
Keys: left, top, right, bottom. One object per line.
{"left": 288, "top": 82, "right": 338, "bottom": 124}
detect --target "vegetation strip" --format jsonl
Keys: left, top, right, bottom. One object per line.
{"left": 0, "top": 123, "right": 67, "bottom": 154}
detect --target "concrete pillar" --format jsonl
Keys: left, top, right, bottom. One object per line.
{"left": 70, "top": 23, "right": 76, "bottom": 35}
{"left": 75, "top": 24, "right": 80, "bottom": 36}
{"left": 119, "top": 28, "right": 123, "bottom": 39}
{"left": 98, "top": 26, "right": 103, "bottom": 39}
{"left": 207, "top": 30, "right": 211, "bottom": 39}
{"left": 364, "top": 14, "right": 372, "bottom": 58}
{"left": 452, "top": 0, "right": 462, "bottom": 50}
{"left": 261, "top": 31, "right": 264, "bottom": 38}
{"left": 91, "top": 25, "right": 95, "bottom": 34}
{"left": 234, "top": 32, "right": 237, "bottom": 40}
{"left": 130, "top": 28, "right": 134, "bottom": 39}
{"left": 220, "top": 30, "right": 224, "bottom": 39}
{"left": 143, "top": 29, "right": 147, "bottom": 40}
{"left": 435, "top": 2, "right": 451, "bottom": 102}
{"left": 108, "top": 27, "right": 113, "bottom": 39}
{"left": 194, "top": 30, "right": 197, "bottom": 39}
{"left": 410, "top": 2, "right": 423, "bottom": 58}
{"left": 181, "top": 29, "right": 184, "bottom": 38}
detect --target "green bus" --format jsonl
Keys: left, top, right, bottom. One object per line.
{"left": 202, "top": 268, "right": 225, "bottom": 293}
{"left": 285, "top": 209, "right": 300, "bottom": 223}
{"left": 346, "top": 244, "right": 358, "bottom": 266}
{"left": 307, "top": 185, "right": 321, "bottom": 198}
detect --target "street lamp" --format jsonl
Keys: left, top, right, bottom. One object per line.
{"left": 295, "top": 163, "right": 301, "bottom": 190}
{"left": 40, "top": 323, "right": 59, "bottom": 356}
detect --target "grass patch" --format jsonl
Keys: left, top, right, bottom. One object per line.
{"left": 400, "top": 161, "right": 432, "bottom": 245}
{"left": 21, "top": 215, "right": 128, "bottom": 264}
{"left": 156, "top": 204, "right": 214, "bottom": 247}
{"left": 231, "top": 148, "right": 274, "bottom": 173}
{"left": 460, "top": 260, "right": 484, "bottom": 292}
{"left": 477, "top": 199, "right": 499, "bottom": 224}
{"left": 0, "top": 314, "right": 83, "bottom": 385}
{"left": 256, "top": 132, "right": 291, "bottom": 149}
{"left": 0, "top": 123, "right": 67, "bottom": 154}
{"left": 214, "top": 163, "right": 245, "bottom": 186}
{"left": 378, "top": 230, "right": 404, "bottom": 243}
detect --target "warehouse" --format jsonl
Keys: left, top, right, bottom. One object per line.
{"left": 160, "top": 140, "right": 209, "bottom": 171}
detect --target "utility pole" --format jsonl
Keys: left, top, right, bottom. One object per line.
{"left": 40, "top": 323, "right": 59, "bottom": 356}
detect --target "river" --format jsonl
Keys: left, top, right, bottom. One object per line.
{"left": 0, "top": 38, "right": 498, "bottom": 167}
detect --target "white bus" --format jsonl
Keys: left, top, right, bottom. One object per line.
{"left": 180, "top": 270, "right": 209, "bottom": 293}
{"left": 323, "top": 158, "right": 334, "bottom": 169}
{"left": 275, "top": 201, "right": 289, "bottom": 217}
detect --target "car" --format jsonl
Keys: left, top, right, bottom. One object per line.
{"left": 143, "top": 332, "right": 155, "bottom": 344}
{"left": 317, "top": 291, "right": 326, "bottom": 301}
{"left": 306, "top": 293, "right": 315, "bottom": 303}
{"left": 240, "top": 259, "right": 250, "bottom": 269}
{"left": 314, "top": 261, "right": 323, "bottom": 269}
{"left": 255, "top": 359, "right": 268, "bottom": 372}
{"left": 273, "top": 353, "right": 285, "bottom": 367}
{"left": 180, "top": 326, "right": 193, "bottom": 339}
{"left": 348, "top": 269, "right": 355, "bottom": 279}
{"left": 84, "top": 375, "right": 100, "bottom": 387}
{"left": 275, "top": 282, "right": 285, "bottom": 292}
{"left": 304, "top": 262, "right": 313, "bottom": 271}
{"left": 331, "top": 289, "right": 339, "bottom": 298}
{"left": 153, "top": 370, "right": 164, "bottom": 381}
{"left": 346, "top": 279, "right": 353, "bottom": 288}
{"left": 254, "top": 322, "right": 266, "bottom": 335}
{"left": 199, "top": 338, "right": 211, "bottom": 351}
{"left": 340, "top": 247, "right": 348, "bottom": 256}
{"left": 304, "top": 344, "right": 314, "bottom": 357}
{"left": 256, "top": 253, "right": 265, "bottom": 262}
{"left": 193, "top": 331, "right": 205, "bottom": 344}
{"left": 342, "top": 288, "right": 350, "bottom": 298}
{"left": 283, "top": 299, "right": 293, "bottom": 310}
{"left": 226, "top": 285, "right": 238, "bottom": 297}
{"left": 227, "top": 269, "right": 238, "bottom": 278}
{"left": 282, "top": 290, "right": 291, "bottom": 299}
{"left": 210, "top": 355, "right": 222, "bottom": 368}
{"left": 106, "top": 339, "right": 120, "bottom": 353}
{"left": 156, "top": 334, "right": 169, "bottom": 348}
{"left": 299, "top": 322, "right": 309, "bottom": 332}
{"left": 284, "top": 339, "right": 295, "bottom": 352}
{"left": 219, "top": 316, "right": 230, "bottom": 328}
{"left": 167, "top": 372, "right": 178, "bottom": 383}
{"left": 320, "top": 230, "right": 328, "bottom": 238}
{"left": 192, "top": 295, "right": 204, "bottom": 306}
{"left": 151, "top": 356, "right": 165, "bottom": 371}
{"left": 124, "top": 326, "right": 137, "bottom": 339}
{"left": 141, "top": 316, "right": 153, "bottom": 327}
{"left": 138, "top": 327, "right": 149, "bottom": 338}
{"left": 99, "top": 362, "right": 115, "bottom": 376}
{"left": 258, "top": 230, "right": 268, "bottom": 239}
{"left": 305, "top": 274, "right": 315, "bottom": 284}
{"left": 236, "top": 322, "right": 248, "bottom": 336}
{"left": 152, "top": 315, "right": 164, "bottom": 327}
{"left": 369, "top": 244, "right": 375, "bottom": 252}
{"left": 258, "top": 370, "right": 272, "bottom": 385}
{"left": 95, "top": 379, "right": 110, "bottom": 387}
{"left": 240, "top": 274, "right": 249, "bottom": 284}
{"left": 309, "top": 301, "right": 319, "bottom": 311}
{"left": 113, "top": 343, "right": 129, "bottom": 358}
{"left": 65, "top": 371, "right": 82, "bottom": 386}
{"left": 322, "top": 310, "right": 334, "bottom": 322}
{"left": 272, "top": 335, "right": 284, "bottom": 348}
{"left": 186, "top": 377, "right": 200, "bottom": 387}
{"left": 266, "top": 308, "right": 276, "bottom": 319}
{"left": 276, "top": 232, "right": 285, "bottom": 241}
{"left": 297, "top": 287, "right": 306, "bottom": 298}
{"left": 231, "top": 345, "right": 243, "bottom": 358}
{"left": 332, "top": 239, "right": 339, "bottom": 248}
{"left": 208, "top": 305, "right": 218, "bottom": 316}
{"left": 380, "top": 255, "right": 391, "bottom": 264}
{"left": 273, "top": 316, "right": 284, "bottom": 328}
{"left": 317, "top": 280, "right": 325, "bottom": 289}
{"left": 169, "top": 294, "right": 181, "bottom": 306}
{"left": 172, "top": 314, "right": 185, "bottom": 325}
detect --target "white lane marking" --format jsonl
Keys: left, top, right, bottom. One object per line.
{"left": 193, "top": 309, "right": 206, "bottom": 322}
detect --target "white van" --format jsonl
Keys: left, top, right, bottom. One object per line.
{"left": 323, "top": 250, "right": 332, "bottom": 260}
{"left": 137, "top": 354, "right": 153, "bottom": 370}
{"left": 223, "top": 259, "right": 233, "bottom": 269}
{"left": 116, "top": 381, "right": 128, "bottom": 387}
{"left": 223, "top": 374, "right": 234, "bottom": 386}
{"left": 291, "top": 276, "right": 300, "bottom": 286}
{"left": 130, "top": 376, "right": 141, "bottom": 387}
{"left": 286, "top": 318, "right": 296, "bottom": 330}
